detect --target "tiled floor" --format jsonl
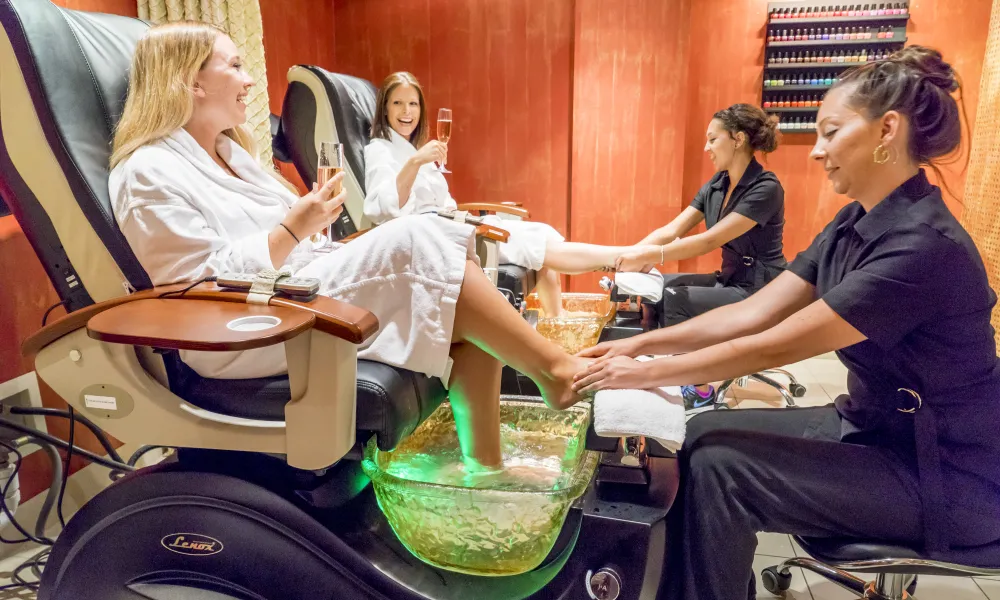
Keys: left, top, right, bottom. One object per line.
{"left": 742, "top": 355, "right": 997, "bottom": 600}
{"left": 0, "top": 355, "right": 995, "bottom": 599}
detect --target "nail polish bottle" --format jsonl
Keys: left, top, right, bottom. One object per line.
{"left": 847, "top": 5, "right": 855, "bottom": 16}
{"left": 886, "top": 26, "right": 895, "bottom": 39}
{"left": 822, "top": 28, "right": 830, "bottom": 40}
{"left": 879, "top": 3, "right": 887, "bottom": 15}
{"left": 876, "top": 26, "right": 885, "bottom": 39}
{"left": 901, "top": 2, "right": 909, "bottom": 15}
{"left": 861, "top": 3, "right": 870, "bottom": 15}
{"left": 809, "top": 28, "right": 817, "bottom": 40}
{"left": 763, "top": 99, "right": 772, "bottom": 108}
{"left": 798, "top": 73, "right": 806, "bottom": 85}
{"left": 852, "top": 27, "right": 860, "bottom": 40}
{"left": 852, "top": 48, "right": 861, "bottom": 62}
{"left": 865, "top": 27, "right": 873, "bottom": 40}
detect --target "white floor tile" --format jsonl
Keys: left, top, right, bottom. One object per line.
{"left": 754, "top": 554, "right": 813, "bottom": 599}
{"left": 802, "top": 360, "right": 849, "bottom": 400}
{"left": 0, "top": 543, "right": 43, "bottom": 599}
{"left": 907, "top": 576, "right": 988, "bottom": 600}
{"left": 976, "top": 578, "right": 1000, "bottom": 600}
{"left": 757, "top": 532, "right": 796, "bottom": 558}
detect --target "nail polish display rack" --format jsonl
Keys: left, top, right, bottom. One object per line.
{"left": 764, "top": 1, "right": 909, "bottom": 132}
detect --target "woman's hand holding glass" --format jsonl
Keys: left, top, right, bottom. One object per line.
{"left": 413, "top": 140, "right": 448, "bottom": 167}
{"left": 281, "top": 171, "right": 346, "bottom": 245}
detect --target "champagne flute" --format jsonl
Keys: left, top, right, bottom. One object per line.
{"left": 311, "top": 141, "right": 345, "bottom": 252}
{"left": 436, "top": 108, "right": 452, "bottom": 173}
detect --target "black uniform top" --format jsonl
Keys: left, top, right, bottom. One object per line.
{"left": 789, "top": 170, "right": 1000, "bottom": 554}
{"left": 690, "top": 157, "right": 787, "bottom": 290}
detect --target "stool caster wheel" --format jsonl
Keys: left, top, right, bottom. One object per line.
{"left": 761, "top": 566, "right": 792, "bottom": 595}
{"left": 789, "top": 383, "right": 807, "bottom": 398}
{"left": 713, "top": 403, "right": 731, "bottom": 411}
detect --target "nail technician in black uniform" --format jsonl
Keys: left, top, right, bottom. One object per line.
{"left": 575, "top": 46, "right": 1000, "bottom": 600}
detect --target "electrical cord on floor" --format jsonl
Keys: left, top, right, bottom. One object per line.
{"left": 0, "top": 547, "right": 51, "bottom": 593}
{"left": 158, "top": 275, "right": 218, "bottom": 298}
{"left": 0, "top": 441, "right": 53, "bottom": 546}
{"left": 9, "top": 407, "right": 125, "bottom": 465}
{"left": 55, "top": 407, "right": 74, "bottom": 529}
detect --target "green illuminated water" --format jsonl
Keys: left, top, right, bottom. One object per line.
{"left": 364, "top": 401, "right": 597, "bottom": 576}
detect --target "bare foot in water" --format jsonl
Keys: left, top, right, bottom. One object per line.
{"left": 539, "top": 356, "right": 593, "bottom": 410}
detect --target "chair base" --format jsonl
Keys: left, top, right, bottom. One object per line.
{"left": 717, "top": 369, "right": 805, "bottom": 408}
{"left": 766, "top": 558, "right": 917, "bottom": 600}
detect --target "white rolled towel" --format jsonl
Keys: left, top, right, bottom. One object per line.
{"left": 614, "top": 269, "right": 665, "bottom": 302}
{"left": 593, "top": 385, "right": 686, "bottom": 452}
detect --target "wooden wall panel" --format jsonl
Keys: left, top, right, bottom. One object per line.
{"left": 569, "top": 0, "right": 693, "bottom": 291}
{"left": 332, "top": 0, "right": 575, "bottom": 236}
{"left": 259, "top": 0, "right": 337, "bottom": 191}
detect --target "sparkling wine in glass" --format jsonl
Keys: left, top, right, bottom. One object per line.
{"left": 436, "top": 108, "right": 452, "bottom": 173}
{"left": 311, "top": 141, "right": 344, "bottom": 251}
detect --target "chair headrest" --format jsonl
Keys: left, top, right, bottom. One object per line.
{"left": 0, "top": 0, "right": 150, "bottom": 308}
{"left": 277, "top": 66, "right": 376, "bottom": 237}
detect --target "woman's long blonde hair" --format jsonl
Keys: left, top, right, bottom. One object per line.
{"left": 110, "top": 21, "right": 257, "bottom": 169}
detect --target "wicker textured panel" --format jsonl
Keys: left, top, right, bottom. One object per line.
{"left": 961, "top": 0, "right": 1000, "bottom": 352}
{"left": 137, "top": 0, "right": 273, "bottom": 165}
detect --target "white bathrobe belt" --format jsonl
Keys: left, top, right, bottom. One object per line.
{"left": 247, "top": 267, "right": 293, "bottom": 305}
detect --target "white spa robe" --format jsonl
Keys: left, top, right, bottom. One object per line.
{"left": 110, "top": 128, "right": 477, "bottom": 381}
{"left": 363, "top": 129, "right": 564, "bottom": 271}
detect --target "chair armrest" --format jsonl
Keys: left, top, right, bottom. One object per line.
{"left": 23, "top": 282, "right": 378, "bottom": 357}
{"left": 500, "top": 201, "right": 523, "bottom": 208}
{"left": 87, "top": 299, "right": 315, "bottom": 351}
{"left": 456, "top": 203, "right": 531, "bottom": 219}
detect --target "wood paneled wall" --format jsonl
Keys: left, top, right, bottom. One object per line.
{"left": 568, "top": 0, "right": 991, "bottom": 287}
{"left": 331, "top": 0, "right": 575, "bottom": 235}
{"left": 570, "top": 0, "right": 694, "bottom": 291}
{"left": 259, "top": 0, "right": 337, "bottom": 190}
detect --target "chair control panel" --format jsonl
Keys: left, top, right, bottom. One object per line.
{"left": 217, "top": 272, "right": 321, "bottom": 297}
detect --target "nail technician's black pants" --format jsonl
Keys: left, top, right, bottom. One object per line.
{"left": 661, "top": 406, "right": 927, "bottom": 600}
{"left": 656, "top": 273, "right": 749, "bottom": 328}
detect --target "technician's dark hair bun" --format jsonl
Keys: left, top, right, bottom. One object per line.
{"left": 834, "top": 45, "right": 962, "bottom": 163}
{"left": 712, "top": 103, "right": 781, "bottom": 154}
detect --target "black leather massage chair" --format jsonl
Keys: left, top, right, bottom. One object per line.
{"left": 0, "top": 1, "right": 677, "bottom": 598}
{"left": 270, "top": 66, "right": 536, "bottom": 308}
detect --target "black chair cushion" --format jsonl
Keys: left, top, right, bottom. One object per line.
{"left": 795, "top": 536, "right": 1000, "bottom": 575}
{"left": 497, "top": 263, "right": 533, "bottom": 304}
{"left": 163, "top": 354, "right": 446, "bottom": 451}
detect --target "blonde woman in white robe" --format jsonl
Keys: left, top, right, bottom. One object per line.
{"left": 109, "top": 22, "right": 591, "bottom": 470}
{"left": 364, "top": 72, "right": 657, "bottom": 317}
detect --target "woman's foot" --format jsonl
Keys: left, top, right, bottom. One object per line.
{"left": 539, "top": 356, "right": 592, "bottom": 410}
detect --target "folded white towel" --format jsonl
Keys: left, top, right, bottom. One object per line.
{"left": 614, "top": 269, "right": 665, "bottom": 302}
{"left": 593, "top": 355, "right": 686, "bottom": 451}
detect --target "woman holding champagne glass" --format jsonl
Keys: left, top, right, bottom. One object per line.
{"left": 363, "top": 71, "right": 655, "bottom": 317}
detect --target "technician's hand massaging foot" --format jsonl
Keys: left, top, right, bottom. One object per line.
{"left": 448, "top": 260, "right": 591, "bottom": 469}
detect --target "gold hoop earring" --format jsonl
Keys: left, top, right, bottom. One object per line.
{"left": 873, "top": 144, "right": 891, "bottom": 165}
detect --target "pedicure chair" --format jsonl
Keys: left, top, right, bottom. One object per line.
{"left": 270, "top": 66, "right": 536, "bottom": 307}
{"left": 0, "top": 1, "right": 678, "bottom": 597}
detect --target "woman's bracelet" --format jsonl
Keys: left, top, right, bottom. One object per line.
{"left": 279, "top": 222, "right": 300, "bottom": 244}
